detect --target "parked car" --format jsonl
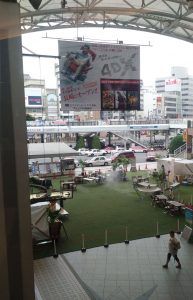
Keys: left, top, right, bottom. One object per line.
{"left": 84, "top": 156, "right": 112, "bottom": 167}
{"left": 146, "top": 155, "right": 156, "bottom": 162}
{"left": 87, "top": 149, "right": 105, "bottom": 156}
{"left": 77, "top": 148, "right": 89, "bottom": 155}
{"left": 104, "top": 146, "right": 115, "bottom": 154}
{"left": 111, "top": 146, "right": 125, "bottom": 155}
{"left": 130, "top": 146, "right": 148, "bottom": 153}
{"left": 111, "top": 150, "right": 136, "bottom": 163}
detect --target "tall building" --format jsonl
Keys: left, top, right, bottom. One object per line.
{"left": 24, "top": 74, "right": 59, "bottom": 120}
{"left": 155, "top": 66, "right": 193, "bottom": 118}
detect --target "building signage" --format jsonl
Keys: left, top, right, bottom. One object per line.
{"left": 165, "top": 78, "right": 181, "bottom": 92}
{"left": 25, "top": 88, "right": 43, "bottom": 107}
{"left": 156, "top": 96, "right": 162, "bottom": 108}
{"left": 47, "top": 94, "right": 57, "bottom": 106}
{"left": 28, "top": 96, "right": 42, "bottom": 105}
{"left": 59, "top": 41, "right": 140, "bottom": 111}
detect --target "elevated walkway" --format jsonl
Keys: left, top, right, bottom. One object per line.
{"left": 27, "top": 119, "right": 189, "bottom": 135}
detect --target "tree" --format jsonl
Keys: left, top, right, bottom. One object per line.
{"left": 169, "top": 134, "right": 185, "bottom": 154}
{"left": 26, "top": 114, "right": 35, "bottom": 121}
{"left": 78, "top": 159, "right": 85, "bottom": 175}
{"left": 112, "top": 156, "right": 130, "bottom": 171}
{"left": 75, "top": 135, "right": 85, "bottom": 150}
{"left": 91, "top": 135, "right": 101, "bottom": 149}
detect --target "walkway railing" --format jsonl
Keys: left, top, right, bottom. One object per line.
{"left": 174, "top": 143, "right": 187, "bottom": 157}
{"left": 27, "top": 118, "right": 192, "bottom": 127}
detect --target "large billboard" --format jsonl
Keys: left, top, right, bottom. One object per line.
{"left": 59, "top": 41, "right": 140, "bottom": 111}
{"left": 28, "top": 96, "right": 42, "bottom": 105}
{"left": 25, "top": 88, "right": 43, "bottom": 106}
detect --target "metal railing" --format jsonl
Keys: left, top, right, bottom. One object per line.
{"left": 174, "top": 143, "right": 187, "bottom": 157}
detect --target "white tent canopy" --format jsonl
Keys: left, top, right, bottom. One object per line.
{"left": 157, "top": 158, "right": 193, "bottom": 182}
{"left": 174, "top": 160, "right": 193, "bottom": 176}
{"left": 28, "top": 142, "right": 78, "bottom": 159}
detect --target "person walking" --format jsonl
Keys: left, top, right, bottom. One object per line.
{"left": 162, "top": 230, "right": 181, "bottom": 269}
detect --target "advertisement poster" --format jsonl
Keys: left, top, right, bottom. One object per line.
{"left": 59, "top": 41, "right": 140, "bottom": 111}
{"left": 28, "top": 96, "right": 42, "bottom": 105}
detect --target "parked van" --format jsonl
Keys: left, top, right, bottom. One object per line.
{"left": 111, "top": 150, "right": 136, "bottom": 163}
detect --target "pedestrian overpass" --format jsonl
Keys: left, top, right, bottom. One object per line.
{"left": 27, "top": 121, "right": 187, "bottom": 135}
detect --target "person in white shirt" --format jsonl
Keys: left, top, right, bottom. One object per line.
{"left": 163, "top": 230, "right": 181, "bottom": 269}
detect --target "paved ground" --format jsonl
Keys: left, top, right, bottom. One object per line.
{"left": 65, "top": 233, "right": 193, "bottom": 300}
{"left": 34, "top": 233, "right": 193, "bottom": 300}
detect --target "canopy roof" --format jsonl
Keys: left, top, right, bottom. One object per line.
{"left": 158, "top": 157, "right": 193, "bottom": 176}
{"left": 20, "top": 0, "right": 193, "bottom": 43}
{"left": 28, "top": 142, "right": 78, "bottom": 159}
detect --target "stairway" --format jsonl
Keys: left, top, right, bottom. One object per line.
{"left": 173, "top": 143, "right": 187, "bottom": 158}
{"left": 111, "top": 131, "right": 148, "bottom": 148}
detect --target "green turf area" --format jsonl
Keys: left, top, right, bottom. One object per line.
{"left": 33, "top": 171, "right": 193, "bottom": 259}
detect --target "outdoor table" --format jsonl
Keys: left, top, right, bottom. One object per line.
{"left": 50, "top": 191, "right": 63, "bottom": 198}
{"left": 30, "top": 193, "right": 47, "bottom": 204}
{"left": 137, "top": 176, "right": 150, "bottom": 183}
{"left": 166, "top": 200, "right": 185, "bottom": 215}
{"left": 61, "top": 181, "right": 76, "bottom": 191}
{"left": 155, "top": 194, "right": 168, "bottom": 201}
{"left": 74, "top": 175, "right": 84, "bottom": 184}
{"left": 167, "top": 200, "right": 184, "bottom": 207}
{"left": 153, "top": 194, "right": 168, "bottom": 207}
{"left": 30, "top": 193, "right": 47, "bottom": 200}
{"left": 137, "top": 182, "right": 157, "bottom": 188}
{"left": 135, "top": 186, "right": 161, "bottom": 200}
{"left": 83, "top": 177, "right": 97, "bottom": 183}
{"left": 169, "top": 182, "right": 180, "bottom": 189}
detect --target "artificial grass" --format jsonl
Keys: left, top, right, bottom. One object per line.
{"left": 33, "top": 171, "right": 192, "bottom": 259}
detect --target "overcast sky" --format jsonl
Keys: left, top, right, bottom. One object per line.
{"left": 22, "top": 27, "right": 193, "bottom": 88}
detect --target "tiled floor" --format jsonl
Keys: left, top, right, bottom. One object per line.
{"left": 34, "top": 255, "right": 93, "bottom": 300}
{"left": 63, "top": 234, "right": 193, "bottom": 300}
{"left": 34, "top": 162, "right": 192, "bottom": 299}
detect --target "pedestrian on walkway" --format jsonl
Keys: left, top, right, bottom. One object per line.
{"left": 163, "top": 230, "right": 181, "bottom": 269}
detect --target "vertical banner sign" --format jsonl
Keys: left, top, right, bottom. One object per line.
{"left": 59, "top": 41, "right": 140, "bottom": 111}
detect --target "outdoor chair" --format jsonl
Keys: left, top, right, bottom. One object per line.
{"left": 169, "top": 207, "right": 180, "bottom": 216}
{"left": 74, "top": 176, "right": 84, "bottom": 184}
{"left": 162, "top": 204, "right": 171, "bottom": 214}
{"left": 132, "top": 176, "right": 138, "bottom": 187}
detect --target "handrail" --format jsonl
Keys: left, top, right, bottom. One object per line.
{"left": 174, "top": 143, "right": 187, "bottom": 157}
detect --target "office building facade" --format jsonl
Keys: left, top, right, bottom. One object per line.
{"left": 155, "top": 66, "right": 193, "bottom": 118}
